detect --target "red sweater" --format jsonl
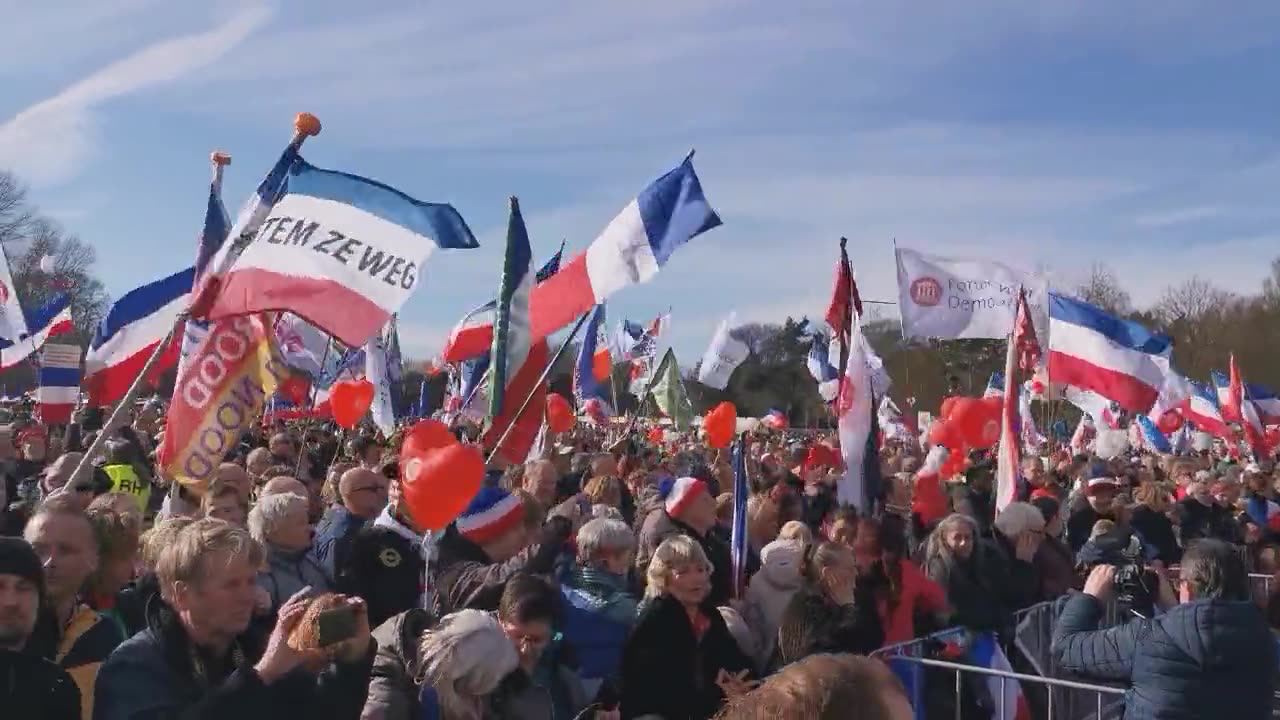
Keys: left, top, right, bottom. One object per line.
{"left": 878, "top": 560, "right": 948, "bottom": 646}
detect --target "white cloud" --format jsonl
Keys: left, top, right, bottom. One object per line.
{"left": 0, "top": 6, "right": 272, "bottom": 185}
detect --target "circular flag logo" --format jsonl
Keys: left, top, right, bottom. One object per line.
{"left": 910, "top": 277, "right": 942, "bottom": 306}
{"left": 0, "top": 281, "right": 10, "bottom": 304}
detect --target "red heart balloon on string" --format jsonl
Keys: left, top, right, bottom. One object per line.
{"left": 331, "top": 379, "right": 375, "bottom": 429}
{"left": 703, "top": 401, "right": 737, "bottom": 448}
{"left": 403, "top": 419, "right": 456, "bottom": 456}
{"left": 401, "top": 444, "right": 483, "bottom": 531}
{"left": 546, "top": 394, "right": 576, "bottom": 433}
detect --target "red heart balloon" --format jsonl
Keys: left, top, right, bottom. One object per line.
{"left": 331, "top": 379, "right": 375, "bottom": 429}
{"left": 703, "top": 401, "right": 737, "bottom": 448}
{"left": 280, "top": 375, "right": 310, "bottom": 406}
{"left": 949, "top": 397, "right": 1001, "bottom": 449}
{"left": 401, "top": 444, "right": 484, "bottom": 531}
{"left": 546, "top": 394, "right": 576, "bottom": 434}
{"left": 402, "top": 419, "right": 456, "bottom": 456}
{"left": 928, "top": 419, "right": 961, "bottom": 449}
{"left": 1156, "top": 410, "right": 1184, "bottom": 435}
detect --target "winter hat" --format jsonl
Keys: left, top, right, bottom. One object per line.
{"left": 1085, "top": 466, "right": 1118, "bottom": 495}
{"left": 456, "top": 487, "right": 524, "bottom": 545}
{"left": 656, "top": 476, "right": 676, "bottom": 501}
{"left": 760, "top": 538, "right": 805, "bottom": 574}
{"left": 665, "top": 476, "right": 708, "bottom": 517}
{"left": 0, "top": 537, "right": 44, "bottom": 587}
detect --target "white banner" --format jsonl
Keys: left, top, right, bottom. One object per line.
{"left": 895, "top": 246, "right": 1049, "bottom": 340}
{"left": 697, "top": 312, "right": 749, "bottom": 390}
{"left": 41, "top": 343, "right": 81, "bottom": 368}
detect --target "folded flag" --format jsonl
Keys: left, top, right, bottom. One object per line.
{"left": 806, "top": 332, "right": 839, "bottom": 402}
{"left": 365, "top": 317, "right": 404, "bottom": 437}
{"left": 36, "top": 343, "right": 81, "bottom": 424}
{"left": 1136, "top": 415, "right": 1172, "bottom": 454}
{"left": 0, "top": 245, "right": 28, "bottom": 344}
{"left": 84, "top": 268, "right": 192, "bottom": 406}
{"left": 179, "top": 164, "right": 231, "bottom": 377}
{"left": 1180, "top": 381, "right": 1230, "bottom": 438}
{"left": 729, "top": 436, "right": 748, "bottom": 599}
{"left": 483, "top": 198, "right": 547, "bottom": 464}
{"left": 1047, "top": 293, "right": 1171, "bottom": 413}
{"left": 198, "top": 159, "right": 479, "bottom": 348}
{"left": 649, "top": 348, "right": 693, "bottom": 430}
{"left": 697, "top": 312, "right": 749, "bottom": 391}
{"left": 522, "top": 155, "right": 721, "bottom": 344}
{"left": 274, "top": 313, "right": 337, "bottom": 382}
{"left": 573, "top": 305, "right": 613, "bottom": 415}
{"left": 0, "top": 294, "right": 74, "bottom": 370}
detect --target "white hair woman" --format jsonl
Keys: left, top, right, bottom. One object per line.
{"left": 416, "top": 610, "right": 520, "bottom": 720}
{"left": 562, "top": 518, "right": 640, "bottom": 698}
{"left": 621, "top": 535, "right": 757, "bottom": 719}
{"left": 248, "top": 492, "right": 331, "bottom": 611}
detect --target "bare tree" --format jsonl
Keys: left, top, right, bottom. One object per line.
{"left": 1075, "top": 263, "right": 1132, "bottom": 315}
{"left": 1152, "top": 276, "right": 1232, "bottom": 376}
{"left": 0, "top": 171, "right": 35, "bottom": 245}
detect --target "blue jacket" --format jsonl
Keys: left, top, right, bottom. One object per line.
{"left": 1051, "top": 592, "right": 1276, "bottom": 720}
{"left": 559, "top": 565, "right": 638, "bottom": 686}
{"left": 313, "top": 505, "right": 368, "bottom": 579}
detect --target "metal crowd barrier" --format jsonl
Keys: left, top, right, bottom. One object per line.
{"left": 1251, "top": 573, "right": 1275, "bottom": 604}
{"left": 874, "top": 628, "right": 1125, "bottom": 720}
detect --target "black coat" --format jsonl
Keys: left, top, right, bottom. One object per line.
{"left": 430, "top": 517, "right": 572, "bottom": 617}
{"left": 1128, "top": 506, "right": 1181, "bottom": 565}
{"left": 776, "top": 583, "right": 884, "bottom": 665}
{"left": 93, "top": 600, "right": 373, "bottom": 720}
{"left": 926, "top": 542, "right": 1027, "bottom": 635}
{"left": 0, "top": 649, "right": 80, "bottom": 720}
{"left": 1052, "top": 593, "right": 1277, "bottom": 720}
{"left": 1066, "top": 505, "right": 1122, "bottom": 554}
{"left": 338, "top": 526, "right": 424, "bottom": 630}
{"left": 620, "top": 594, "right": 755, "bottom": 720}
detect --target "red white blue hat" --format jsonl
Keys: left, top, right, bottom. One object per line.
{"left": 457, "top": 487, "right": 524, "bottom": 545}
{"left": 665, "top": 476, "right": 708, "bottom": 517}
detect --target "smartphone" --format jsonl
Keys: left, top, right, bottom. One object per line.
{"left": 316, "top": 605, "right": 358, "bottom": 647}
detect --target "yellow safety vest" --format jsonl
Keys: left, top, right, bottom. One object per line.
{"left": 102, "top": 464, "right": 150, "bottom": 513}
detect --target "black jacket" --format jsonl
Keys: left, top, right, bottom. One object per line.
{"left": 1066, "top": 506, "right": 1122, "bottom": 554}
{"left": 92, "top": 600, "right": 374, "bottom": 720}
{"left": 0, "top": 649, "right": 81, "bottom": 720}
{"left": 1128, "top": 506, "right": 1181, "bottom": 565}
{"left": 338, "top": 525, "right": 424, "bottom": 630}
{"left": 620, "top": 594, "right": 755, "bottom": 720}
{"left": 925, "top": 543, "right": 1025, "bottom": 635}
{"left": 776, "top": 583, "right": 884, "bottom": 664}
{"left": 430, "top": 517, "right": 572, "bottom": 617}
{"left": 1052, "top": 593, "right": 1276, "bottom": 720}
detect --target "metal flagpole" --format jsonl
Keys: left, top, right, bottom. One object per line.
{"left": 485, "top": 312, "right": 590, "bottom": 464}
{"left": 61, "top": 112, "right": 323, "bottom": 493}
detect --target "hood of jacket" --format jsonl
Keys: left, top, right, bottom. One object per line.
{"left": 757, "top": 539, "right": 805, "bottom": 590}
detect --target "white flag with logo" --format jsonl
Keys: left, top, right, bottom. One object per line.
{"left": 895, "top": 246, "right": 1049, "bottom": 341}
{"left": 0, "top": 247, "right": 27, "bottom": 343}
{"left": 697, "top": 313, "right": 749, "bottom": 390}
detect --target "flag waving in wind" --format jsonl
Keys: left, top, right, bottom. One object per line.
{"left": 197, "top": 159, "right": 479, "bottom": 348}
{"left": 179, "top": 156, "right": 231, "bottom": 376}
{"left": 573, "top": 305, "right": 613, "bottom": 415}
{"left": 441, "top": 246, "right": 564, "bottom": 363}
{"left": 825, "top": 237, "right": 855, "bottom": 378}
{"left": 996, "top": 289, "right": 1041, "bottom": 512}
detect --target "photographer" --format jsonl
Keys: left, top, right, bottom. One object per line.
{"left": 1051, "top": 538, "right": 1276, "bottom": 719}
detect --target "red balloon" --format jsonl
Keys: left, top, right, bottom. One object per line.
{"left": 940, "top": 449, "right": 968, "bottom": 478}
{"left": 647, "top": 427, "right": 665, "bottom": 443}
{"left": 403, "top": 420, "right": 456, "bottom": 456}
{"left": 950, "top": 397, "right": 1001, "bottom": 449}
{"left": 1266, "top": 426, "right": 1280, "bottom": 450}
{"left": 279, "top": 375, "right": 310, "bottom": 406}
{"left": 546, "top": 394, "right": 576, "bottom": 434}
{"left": 704, "top": 401, "right": 737, "bottom": 448}
{"left": 940, "top": 396, "right": 960, "bottom": 421}
{"left": 330, "top": 379, "right": 375, "bottom": 429}
{"left": 913, "top": 468, "right": 949, "bottom": 526}
{"left": 401, "top": 444, "right": 484, "bottom": 531}
{"left": 1156, "top": 410, "right": 1184, "bottom": 435}
{"left": 928, "top": 419, "right": 962, "bottom": 449}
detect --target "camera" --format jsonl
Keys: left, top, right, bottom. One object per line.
{"left": 1080, "top": 529, "right": 1155, "bottom": 618}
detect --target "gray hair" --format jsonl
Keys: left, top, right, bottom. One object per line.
{"left": 923, "top": 513, "right": 978, "bottom": 568}
{"left": 246, "top": 492, "right": 307, "bottom": 546}
{"left": 576, "top": 518, "right": 635, "bottom": 563}
{"left": 994, "top": 502, "right": 1045, "bottom": 539}
{"left": 416, "top": 610, "right": 519, "bottom": 720}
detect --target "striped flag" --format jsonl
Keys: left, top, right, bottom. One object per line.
{"left": 0, "top": 295, "right": 73, "bottom": 370}
{"left": 85, "top": 269, "right": 191, "bottom": 406}
{"left": 984, "top": 372, "right": 1005, "bottom": 399}
{"left": 36, "top": 343, "right": 81, "bottom": 424}
{"left": 996, "top": 289, "right": 1040, "bottom": 512}
{"left": 441, "top": 246, "right": 563, "bottom": 363}
{"left": 729, "top": 435, "right": 748, "bottom": 599}
{"left": 573, "top": 304, "right": 613, "bottom": 415}
{"left": 482, "top": 198, "right": 548, "bottom": 464}
{"left": 178, "top": 164, "right": 230, "bottom": 376}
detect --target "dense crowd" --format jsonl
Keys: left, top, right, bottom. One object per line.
{"left": 0, "top": 401, "right": 1276, "bottom": 719}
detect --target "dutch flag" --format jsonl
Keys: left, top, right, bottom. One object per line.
{"left": 1047, "top": 293, "right": 1171, "bottom": 413}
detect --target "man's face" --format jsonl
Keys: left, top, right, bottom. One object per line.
{"left": 501, "top": 617, "right": 552, "bottom": 672}
{"left": 269, "top": 435, "right": 294, "bottom": 460}
{"left": 205, "top": 495, "right": 246, "bottom": 527}
{"left": 24, "top": 513, "right": 97, "bottom": 607}
{"left": 216, "top": 465, "right": 252, "bottom": 504}
{"left": 270, "top": 504, "right": 313, "bottom": 552}
{"left": 174, "top": 551, "right": 258, "bottom": 639}
{"left": 0, "top": 573, "right": 38, "bottom": 650}
{"left": 1023, "top": 459, "right": 1045, "bottom": 486}
{"left": 523, "top": 461, "right": 558, "bottom": 507}
{"left": 246, "top": 451, "right": 271, "bottom": 478}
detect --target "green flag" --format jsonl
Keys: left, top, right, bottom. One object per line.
{"left": 648, "top": 348, "right": 693, "bottom": 429}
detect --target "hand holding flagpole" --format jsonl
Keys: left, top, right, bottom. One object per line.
{"left": 61, "top": 113, "right": 321, "bottom": 496}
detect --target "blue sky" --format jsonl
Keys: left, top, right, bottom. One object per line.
{"left": 4, "top": 1, "right": 1280, "bottom": 362}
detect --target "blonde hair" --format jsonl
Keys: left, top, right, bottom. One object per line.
{"left": 646, "top": 534, "right": 712, "bottom": 598}
{"left": 156, "top": 518, "right": 264, "bottom": 597}
{"left": 923, "top": 513, "right": 978, "bottom": 568}
{"left": 777, "top": 520, "right": 813, "bottom": 545}
{"left": 1090, "top": 519, "right": 1116, "bottom": 540}
{"left": 715, "top": 653, "right": 908, "bottom": 720}
{"left": 584, "top": 475, "right": 622, "bottom": 507}
{"left": 416, "top": 610, "right": 519, "bottom": 720}
{"left": 140, "top": 517, "right": 195, "bottom": 571}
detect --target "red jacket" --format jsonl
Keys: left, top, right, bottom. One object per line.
{"left": 878, "top": 560, "right": 948, "bottom": 646}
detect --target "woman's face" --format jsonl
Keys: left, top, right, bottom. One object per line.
{"left": 668, "top": 561, "right": 711, "bottom": 607}
{"left": 828, "top": 519, "right": 857, "bottom": 551}
{"left": 944, "top": 525, "right": 974, "bottom": 560}
{"left": 269, "top": 505, "right": 312, "bottom": 551}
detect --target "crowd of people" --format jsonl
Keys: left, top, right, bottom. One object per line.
{"left": 0, "top": 399, "right": 1277, "bottom": 719}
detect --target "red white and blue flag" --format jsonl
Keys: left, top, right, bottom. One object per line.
{"left": 1047, "top": 293, "right": 1171, "bottom": 413}
{"left": 35, "top": 342, "right": 80, "bottom": 424}
{"left": 1180, "top": 381, "right": 1231, "bottom": 438}
{"left": 573, "top": 304, "right": 613, "bottom": 416}
{"left": 441, "top": 245, "right": 563, "bottom": 364}
{"left": 996, "top": 289, "right": 1040, "bottom": 512}
{"left": 197, "top": 159, "right": 479, "bottom": 348}
{"left": 178, "top": 165, "right": 230, "bottom": 376}
{"left": 83, "top": 269, "right": 191, "bottom": 406}
{"left": 0, "top": 294, "right": 73, "bottom": 370}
